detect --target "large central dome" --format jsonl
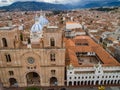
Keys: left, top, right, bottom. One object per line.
{"left": 31, "top": 14, "right": 49, "bottom": 33}
{"left": 31, "top": 22, "right": 43, "bottom": 33}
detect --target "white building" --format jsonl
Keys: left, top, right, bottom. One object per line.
{"left": 65, "top": 22, "right": 86, "bottom": 38}
{"left": 66, "top": 22, "right": 82, "bottom": 30}
{"left": 67, "top": 64, "right": 120, "bottom": 86}
{"left": 65, "top": 36, "right": 120, "bottom": 86}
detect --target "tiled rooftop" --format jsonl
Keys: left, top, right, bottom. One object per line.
{"left": 65, "top": 36, "right": 120, "bottom": 67}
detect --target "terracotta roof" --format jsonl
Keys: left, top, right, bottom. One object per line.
{"left": 65, "top": 36, "right": 120, "bottom": 67}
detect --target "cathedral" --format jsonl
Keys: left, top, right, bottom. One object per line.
{"left": 0, "top": 12, "right": 120, "bottom": 88}
{"left": 0, "top": 13, "right": 65, "bottom": 87}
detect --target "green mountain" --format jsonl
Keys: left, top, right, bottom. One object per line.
{"left": 0, "top": 1, "right": 72, "bottom": 11}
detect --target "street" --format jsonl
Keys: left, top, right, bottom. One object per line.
{"left": 4, "top": 86, "right": 120, "bottom": 90}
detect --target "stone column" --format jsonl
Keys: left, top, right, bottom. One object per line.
{"left": 90, "top": 81, "right": 92, "bottom": 85}
{"left": 67, "top": 82, "right": 69, "bottom": 86}
{"left": 99, "top": 81, "right": 101, "bottom": 85}
{"left": 113, "top": 80, "right": 115, "bottom": 84}
{"left": 72, "top": 81, "right": 74, "bottom": 86}
{"left": 76, "top": 81, "right": 78, "bottom": 86}
{"left": 109, "top": 80, "right": 111, "bottom": 84}
{"left": 79, "top": 81, "right": 81, "bottom": 85}
{"left": 106, "top": 80, "right": 108, "bottom": 85}
{"left": 83, "top": 81, "right": 85, "bottom": 85}
{"left": 94, "top": 81, "right": 96, "bottom": 85}
{"left": 116, "top": 80, "right": 118, "bottom": 84}
{"left": 0, "top": 82, "right": 3, "bottom": 90}
{"left": 86, "top": 81, "right": 88, "bottom": 85}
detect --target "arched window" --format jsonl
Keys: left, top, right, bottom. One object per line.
{"left": 9, "top": 78, "right": 18, "bottom": 86}
{"left": 2, "top": 38, "right": 8, "bottom": 47}
{"left": 5, "top": 54, "right": 11, "bottom": 62}
{"left": 50, "top": 77, "right": 58, "bottom": 86}
{"left": 28, "top": 38, "right": 31, "bottom": 44}
{"left": 51, "top": 70, "right": 56, "bottom": 75}
{"left": 69, "top": 81, "right": 72, "bottom": 86}
{"left": 50, "top": 53, "right": 55, "bottom": 61}
{"left": 26, "top": 72, "right": 40, "bottom": 86}
{"left": 74, "top": 81, "right": 77, "bottom": 86}
{"left": 9, "top": 71, "right": 14, "bottom": 76}
{"left": 50, "top": 38, "right": 55, "bottom": 47}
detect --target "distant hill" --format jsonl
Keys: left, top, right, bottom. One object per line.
{"left": 76, "top": 1, "right": 120, "bottom": 8}
{"left": 0, "top": 1, "right": 119, "bottom": 11}
{"left": 0, "top": 1, "right": 73, "bottom": 11}
{"left": 90, "top": 7, "right": 119, "bottom": 12}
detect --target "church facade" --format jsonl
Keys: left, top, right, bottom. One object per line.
{"left": 0, "top": 14, "right": 65, "bottom": 87}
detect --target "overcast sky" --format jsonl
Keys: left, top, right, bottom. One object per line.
{"left": 0, "top": 0, "right": 119, "bottom": 6}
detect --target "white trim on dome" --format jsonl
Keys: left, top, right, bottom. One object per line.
{"left": 31, "top": 22, "right": 43, "bottom": 33}
{"left": 39, "top": 15, "right": 49, "bottom": 26}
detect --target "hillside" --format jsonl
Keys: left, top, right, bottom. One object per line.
{"left": 0, "top": 1, "right": 72, "bottom": 11}
{"left": 0, "top": 1, "right": 119, "bottom": 11}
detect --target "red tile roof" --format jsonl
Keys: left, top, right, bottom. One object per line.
{"left": 65, "top": 36, "right": 120, "bottom": 67}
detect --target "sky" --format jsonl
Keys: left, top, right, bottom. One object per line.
{"left": 0, "top": 0, "right": 119, "bottom": 6}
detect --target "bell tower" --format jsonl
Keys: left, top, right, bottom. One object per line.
{"left": 94, "top": 63, "right": 103, "bottom": 76}
{"left": 43, "top": 26, "right": 64, "bottom": 48}
{"left": 41, "top": 26, "right": 65, "bottom": 86}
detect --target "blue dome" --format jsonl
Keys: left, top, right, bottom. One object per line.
{"left": 39, "top": 15, "right": 49, "bottom": 26}
{"left": 31, "top": 22, "right": 43, "bottom": 33}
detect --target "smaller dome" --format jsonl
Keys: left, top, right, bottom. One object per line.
{"left": 31, "top": 22, "right": 43, "bottom": 33}
{"left": 35, "top": 14, "right": 39, "bottom": 23}
{"left": 39, "top": 15, "right": 49, "bottom": 26}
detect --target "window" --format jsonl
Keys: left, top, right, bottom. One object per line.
{"left": 51, "top": 70, "right": 55, "bottom": 75}
{"left": 27, "top": 67, "right": 30, "bottom": 69}
{"left": 5, "top": 54, "right": 11, "bottom": 62}
{"left": 28, "top": 38, "right": 31, "bottom": 44}
{"left": 70, "top": 72, "right": 72, "bottom": 74}
{"left": 9, "top": 71, "right": 14, "bottom": 76}
{"left": 75, "top": 42, "right": 88, "bottom": 46}
{"left": 27, "top": 57, "right": 35, "bottom": 64}
{"left": 76, "top": 52, "right": 87, "bottom": 57}
{"left": 34, "top": 66, "right": 36, "bottom": 69}
{"left": 2, "top": 38, "right": 8, "bottom": 47}
{"left": 98, "top": 71, "right": 100, "bottom": 73}
{"left": 50, "top": 38, "right": 55, "bottom": 46}
{"left": 50, "top": 53, "right": 55, "bottom": 61}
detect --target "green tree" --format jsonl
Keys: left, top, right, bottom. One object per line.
{"left": 20, "top": 33, "right": 23, "bottom": 41}
{"left": 25, "top": 87, "right": 41, "bottom": 90}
